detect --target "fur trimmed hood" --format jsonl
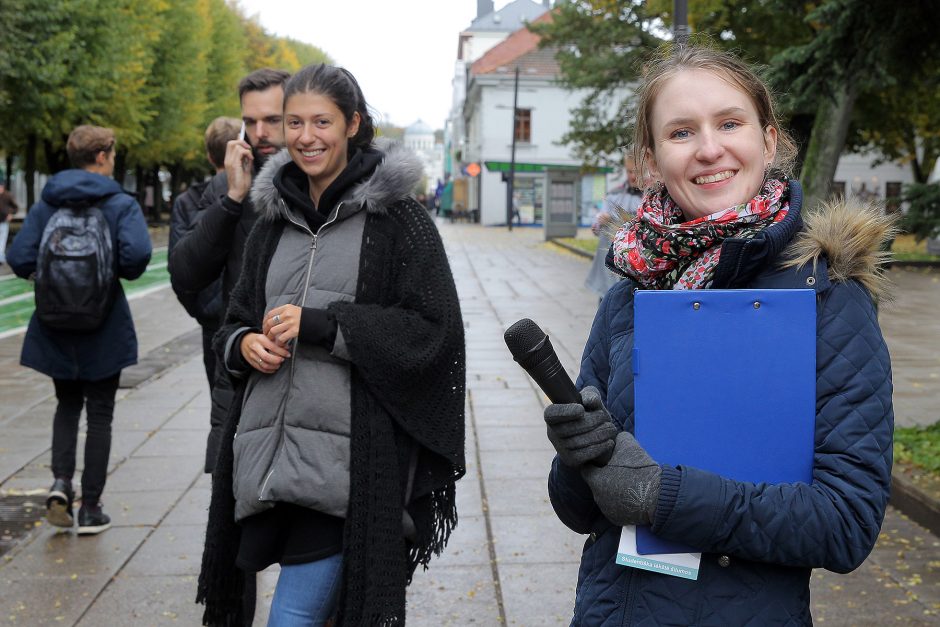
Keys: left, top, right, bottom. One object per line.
{"left": 250, "top": 137, "right": 424, "bottom": 220}
{"left": 783, "top": 197, "right": 898, "bottom": 301}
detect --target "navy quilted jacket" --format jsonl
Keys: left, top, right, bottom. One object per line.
{"left": 548, "top": 181, "right": 894, "bottom": 626}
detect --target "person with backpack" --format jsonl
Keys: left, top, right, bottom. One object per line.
{"left": 7, "top": 125, "right": 152, "bottom": 535}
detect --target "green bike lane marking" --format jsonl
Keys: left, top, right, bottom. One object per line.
{"left": 0, "top": 247, "right": 170, "bottom": 336}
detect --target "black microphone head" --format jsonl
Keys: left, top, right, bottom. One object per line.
{"left": 504, "top": 318, "right": 547, "bottom": 360}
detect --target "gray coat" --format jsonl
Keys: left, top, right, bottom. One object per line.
{"left": 226, "top": 143, "right": 424, "bottom": 522}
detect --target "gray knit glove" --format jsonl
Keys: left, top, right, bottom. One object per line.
{"left": 581, "top": 431, "right": 661, "bottom": 526}
{"left": 544, "top": 386, "right": 617, "bottom": 468}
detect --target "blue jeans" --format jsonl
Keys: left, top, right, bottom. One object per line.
{"left": 268, "top": 553, "right": 343, "bottom": 627}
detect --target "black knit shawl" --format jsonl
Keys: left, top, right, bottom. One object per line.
{"left": 196, "top": 196, "right": 465, "bottom": 626}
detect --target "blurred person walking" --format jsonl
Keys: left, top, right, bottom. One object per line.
{"left": 0, "top": 182, "right": 17, "bottom": 264}
{"left": 7, "top": 125, "right": 152, "bottom": 535}
{"left": 584, "top": 154, "right": 642, "bottom": 300}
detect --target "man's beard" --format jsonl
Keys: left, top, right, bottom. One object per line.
{"left": 251, "top": 141, "right": 280, "bottom": 170}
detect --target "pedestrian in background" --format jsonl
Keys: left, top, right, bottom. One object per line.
{"left": 197, "top": 63, "right": 465, "bottom": 626}
{"left": 584, "top": 154, "right": 643, "bottom": 300}
{"left": 7, "top": 125, "right": 152, "bottom": 535}
{"left": 545, "top": 45, "right": 895, "bottom": 624}
{"left": 0, "top": 182, "right": 17, "bottom": 264}
{"left": 167, "top": 116, "right": 240, "bottom": 457}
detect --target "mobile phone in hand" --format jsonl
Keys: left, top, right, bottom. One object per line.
{"left": 238, "top": 122, "right": 250, "bottom": 172}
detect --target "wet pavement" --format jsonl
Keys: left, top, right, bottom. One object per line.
{"left": 0, "top": 222, "right": 938, "bottom": 625}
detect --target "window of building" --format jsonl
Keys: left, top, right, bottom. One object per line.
{"left": 514, "top": 108, "right": 531, "bottom": 143}
{"left": 885, "top": 181, "right": 903, "bottom": 213}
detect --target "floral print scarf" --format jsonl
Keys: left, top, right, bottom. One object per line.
{"left": 611, "top": 178, "right": 790, "bottom": 290}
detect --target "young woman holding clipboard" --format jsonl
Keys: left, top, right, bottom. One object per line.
{"left": 544, "top": 45, "right": 895, "bottom": 625}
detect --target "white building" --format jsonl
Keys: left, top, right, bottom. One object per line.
{"left": 403, "top": 120, "right": 444, "bottom": 195}
{"left": 452, "top": 2, "right": 625, "bottom": 229}
{"left": 446, "top": 1, "right": 555, "bottom": 219}
{"left": 831, "top": 153, "right": 914, "bottom": 211}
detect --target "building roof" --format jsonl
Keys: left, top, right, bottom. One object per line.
{"left": 470, "top": 11, "right": 558, "bottom": 77}
{"left": 467, "top": 0, "right": 548, "bottom": 33}
{"left": 405, "top": 119, "right": 434, "bottom": 136}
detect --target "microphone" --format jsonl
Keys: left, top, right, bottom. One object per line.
{"left": 503, "top": 318, "right": 580, "bottom": 404}
{"left": 505, "top": 318, "right": 614, "bottom": 466}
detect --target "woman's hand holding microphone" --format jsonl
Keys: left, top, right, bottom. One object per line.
{"left": 544, "top": 386, "right": 661, "bottom": 527}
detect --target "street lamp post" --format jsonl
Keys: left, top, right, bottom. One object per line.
{"left": 674, "top": 0, "right": 690, "bottom": 45}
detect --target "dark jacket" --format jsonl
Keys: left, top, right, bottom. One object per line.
{"left": 167, "top": 170, "right": 258, "bottom": 306}
{"left": 7, "top": 169, "right": 152, "bottom": 380}
{"left": 168, "top": 179, "right": 222, "bottom": 325}
{"left": 550, "top": 182, "right": 895, "bottom": 625}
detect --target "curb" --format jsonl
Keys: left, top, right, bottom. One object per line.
{"left": 890, "top": 467, "right": 940, "bottom": 536}
{"left": 549, "top": 238, "right": 593, "bottom": 259}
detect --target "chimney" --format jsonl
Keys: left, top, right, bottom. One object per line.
{"left": 477, "top": 0, "right": 495, "bottom": 19}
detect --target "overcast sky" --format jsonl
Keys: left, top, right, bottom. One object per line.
{"left": 237, "top": 0, "right": 516, "bottom": 131}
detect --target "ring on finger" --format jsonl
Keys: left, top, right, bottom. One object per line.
{"left": 257, "top": 358, "right": 263, "bottom": 366}
{"left": 273, "top": 314, "right": 281, "bottom": 325}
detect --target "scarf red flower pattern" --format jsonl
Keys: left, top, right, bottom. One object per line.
{"left": 611, "top": 178, "right": 790, "bottom": 290}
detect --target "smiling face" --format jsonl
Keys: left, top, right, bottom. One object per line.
{"left": 285, "top": 91, "right": 360, "bottom": 203}
{"left": 646, "top": 69, "right": 777, "bottom": 221}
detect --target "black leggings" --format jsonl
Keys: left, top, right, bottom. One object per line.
{"left": 51, "top": 374, "right": 121, "bottom": 504}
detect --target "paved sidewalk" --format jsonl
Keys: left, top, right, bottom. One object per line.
{"left": 0, "top": 222, "right": 938, "bottom": 625}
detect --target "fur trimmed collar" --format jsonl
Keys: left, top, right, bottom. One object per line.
{"left": 250, "top": 137, "right": 423, "bottom": 220}
{"left": 783, "top": 197, "right": 898, "bottom": 301}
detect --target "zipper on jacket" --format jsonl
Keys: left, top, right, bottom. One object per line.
{"left": 258, "top": 200, "right": 344, "bottom": 501}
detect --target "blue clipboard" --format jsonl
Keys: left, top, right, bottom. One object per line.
{"left": 632, "top": 289, "right": 816, "bottom": 556}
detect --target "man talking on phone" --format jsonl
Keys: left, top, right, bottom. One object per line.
{"left": 169, "top": 68, "right": 289, "bottom": 626}
{"left": 168, "top": 68, "right": 289, "bottom": 472}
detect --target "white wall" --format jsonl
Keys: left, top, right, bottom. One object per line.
{"left": 468, "top": 76, "right": 623, "bottom": 224}
{"left": 832, "top": 153, "right": 914, "bottom": 199}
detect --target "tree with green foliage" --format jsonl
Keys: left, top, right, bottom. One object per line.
{"left": 0, "top": 0, "right": 332, "bottom": 211}
{"left": 528, "top": 1, "right": 663, "bottom": 166}
{"left": 771, "top": 0, "right": 940, "bottom": 210}
{"left": 899, "top": 183, "right": 940, "bottom": 243}
{"left": 532, "top": 0, "right": 940, "bottom": 211}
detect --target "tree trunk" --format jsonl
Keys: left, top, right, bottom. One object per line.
{"left": 42, "top": 138, "right": 69, "bottom": 174}
{"left": 4, "top": 154, "right": 12, "bottom": 188}
{"left": 799, "top": 83, "right": 858, "bottom": 212}
{"left": 113, "top": 148, "right": 127, "bottom": 186}
{"left": 25, "top": 134, "right": 37, "bottom": 209}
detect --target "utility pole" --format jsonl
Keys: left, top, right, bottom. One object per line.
{"left": 506, "top": 65, "right": 519, "bottom": 231}
{"left": 674, "top": 0, "right": 690, "bottom": 45}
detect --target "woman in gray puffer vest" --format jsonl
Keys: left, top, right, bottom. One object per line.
{"left": 197, "top": 64, "right": 465, "bottom": 627}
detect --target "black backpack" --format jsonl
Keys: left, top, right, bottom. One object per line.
{"left": 35, "top": 201, "right": 116, "bottom": 332}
